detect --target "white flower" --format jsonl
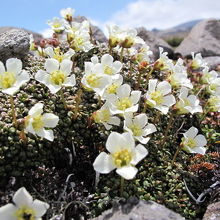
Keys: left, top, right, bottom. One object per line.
{"left": 45, "top": 47, "right": 75, "bottom": 62}
{"left": 168, "top": 58, "right": 193, "bottom": 89}
{"left": 25, "top": 103, "right": 59, "bottom": 141}
{"left": 207, "top": 77, "right": 220, "bottom": 95}
{"left": 0, "top": 187, "right": 49, "bottom": 220}
{"left": 207, "top": 95, "right": 220, "bottom": 112}
{"left": 81, "top": 62, "right": 112, "bottom": 96}
{"left": 93, "top": 132, "right": 148, "bottom": 180}
{"left": 154, "top": 47, "right": 173, "bottom": 71}
{"left": 145, "top": 79, "right": 176, "bottom": 114}
{"left": 134, "top": 44, "right": 153, "bottom": 63}
{"left": 175, "top": 87, "right": 202, "bottom": 114}
{"left": 92, "top": 103, "right": 120, "bottom": 130}
{"left": 66, "top": 20, "right": 90, "bottom": 35}
{"left": 102, "top": 74, "right": 123, "bottom": 100}
{"left": 107, "top": 84, "right": 141, "bottom": 115}
{"left": 181, "top": 126, "right": 207, "bottom": 154}
{"left": 0, "top": 58, "right": 30, "bottom": 96}
{"left": 60, "top": 7, "right": 75, "bottom": 20}
{"left": 201, "top": 66, "right": 218, "bottom": 84}
{"left": 191, "top": 52, "right": 207, "bottom": 69}
{"left": 124, "top": 113, "right": 156, "bottom": 144}
{"left": 47, "top": 17, "right": 66, "bottom": 33}
{"left": 35, "top": 58, "right": 76, "bottom": 94}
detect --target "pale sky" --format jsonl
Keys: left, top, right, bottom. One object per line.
{"left": 0, "top": 0, "right": 219, "bottom": 37}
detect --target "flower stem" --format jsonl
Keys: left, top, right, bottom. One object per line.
{"left": 73, "top": 89, "right": 83, "bottom": 120}
{"left": 120, "top": 47, "right": 124, "bottom": 62}
{"left": 120, "top": 177, "right": 125, "bottom": 197}
{"left": 171, "top": 144, "right": 183, "bottom": 166}
{"left": 10, "top": 95, "right": 17, "bottom": 128}
{"left": 60, "top": 88, "right": 67, "bottom": 109}
{"left": 161, "top": 111, "right": 175, "bottom": 147}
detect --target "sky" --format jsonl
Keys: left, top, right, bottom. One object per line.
{"left": 0, "top": 0, "right": 220, "bottom": 37}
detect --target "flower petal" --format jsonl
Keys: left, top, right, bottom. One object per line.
{"left": 113, "top": 61, "right": 122, "bottom": 73}
{"left": 184, "top": 127, "right": 198, "bottom": 139}
{"left": 106, "top": 132, "right": 127, "bottom": 153}
{"left": 0, "top": 61, "right": 5, "bottom": 74}
{"left": 93, "top": 152, "right": 115, "bottom": 174}
{"left": 117, "top": 84, "right": 131, "bottom": 98}
{"left": 130, "top": 91, "right": 141, "bottom": 104}
{"left": 0, "top": 203, "right": 17, "bottom": 220}
{"left": 148, "top": 79, "right": 157, "bottom": 92}
{"left": 157, "top": 81, "right": 171, "bottom": 95}
{"left": 195, "top": 135, "right": 207, "bottom": 147}
{"left": 32, "top": 199, "right": 49, "bottom": 218}
{"left": 60, "top": 59, "right": 73, "bottom": 75}
{"left": 133, "top": 114, "right": 148, "bottom": 128}
{"left": 101, "top": 54, "right": 113, "bottom": 65}
{"left": 6, "top": 58, "right": 22, "bottom": 75}
{"left": 142, "top": 123, "right": 157, "bottom": 136}
{"left": 29, "top": 103, "right": 43, "bottom": 116}
{"left": 44, "top": 47, "right": 55, "bottom": 58}
{"left": 45, "top": 58, "right": 59, "bottom": 73}
{"left": 1, "top": 87, "right": 19, "bottom": 96}
{"left": 36, "top": 128, "right": 54, "bottom": 141}
{"left": 121, "top": 132, "right": 135, "bottom": 150}
{"left": 191, "top": 146, "right": 206, "bottom": 155}
{"left": 13, "top": 187, "right": 33, "bottom": 207}
{"left": 14, "top": 70, "right": 30, "bottom": 88}
{"left": 162, "top": 95, "right": 176, "bottom": 107}
{"left": 42, "top": 113, "right": 59, "bottom": 128}
{"left": 131, "top": 144, "right": 148, "bottom": 165}
{"left": 108, "top": 116, "right": 120, "bottom": 126}
{"left": 63, "top": 75, "right": 76, "bottom": 87}
{"left": 116, "top": 166, "right": 138, "bottom": 180}
{"left": 35, "top": 70, "right": 50, "bottom": 85}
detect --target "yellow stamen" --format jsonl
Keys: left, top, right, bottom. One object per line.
{"left": 32, "top": 114, "right": 44, "bottom": 131}
{"left": 112, "top": 149, "right": 132, "bottom": 167}
{"left": 116, "top": 97, "right": 132, "bottom": 110}
{"left": 106, "top": 83, "right": 119, "bottom": 94}
{"left": 149, "top": 91, "right": 164, "bottom": 105}
{"left": 0, "top": 72, "right": 16, "bottom": 89}
{"left": 15, "top": 205, "right": 35, "bottom": 220}
{"left": 86, "top": 74, "right": 101, "bottom": 88}
{"left": 93, "top": 109, "right": 110, "bottom": 123}
{"left": 182, "top": 137, "right": 197, "bottom": 149}
{"left": 104, "top": 65, "right": 113, "bottom": 75}
{"left": 50, "top": 70, "right": 65, "bottom": 85}
{"left": 129, "top": 124, "right": 142, "bottom": 136}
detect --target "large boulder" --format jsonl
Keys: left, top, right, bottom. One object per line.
{"left": 0, "top": 26, "right": 42, "bottom": 42}
{"left": 0, "top": 29, "right": 30, "bottom": 62}
{"left": 91, "top": 198, "right": 185, "bottom": 220}
{"left": 74, "top": 16, "right": 107, "bottom": 43}
{"left": 203, "top": 201, "right": 220, "bottom": 220}
{"left": 136, "top": 27, "right": 174, "bottom": 60}
{"left": 175, "top": 19, "right": 220, "bottom": 57}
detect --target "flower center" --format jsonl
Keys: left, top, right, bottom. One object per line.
{"left": 112, "top": 149, "right": 132, "bottom": 167}
{"left": 53, "top": 48, "right": 64, "bottom": 62}
{"left": 182, "top": 137, "right": 197, "bottom": 149}
{"left": 104, "top": 65, "right": 113, "bottom": 75}
{"left": 86, "top": 74, "right": 101, "bottom": 88}
{"left": 15, "top": 205, "right": 35, "bottom": 220}
{"left": 93, "top": 109, "right": 110, "bottom": 123}
{"left": 53, "top": 22, "right": 61, "bottom": 28}
{"left": 32, "top": 114, "right": 44, "bottom": 131}
{"left": 106, "top": 83, "right": 119, "bottom": 94}
{"left": 0, "top": 72, "right": 16, "bottom": 89}
{"left": 129, "top": 124, "right": 142, "bottom": 136}
{"left": 50, "top": 70, "right": 65, "bottom": 85}
{"left": 150, "top": 91, "right": 164, "bottom": 105}
{"left": 116, "top": 97, "right": 132, "bottom": 110}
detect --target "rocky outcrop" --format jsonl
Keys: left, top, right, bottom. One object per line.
{"left": 204, "top": 56, "right": 220, "bottom": 70}
{"left": 175, "top": 19, "right": 220, "bottom": 57}
{"left": 91, "top": 198, "right": 185, "bottom": 220}
{"left": 136, "top": 27, "right": 173, "bottom": 59}
{"left": 0, "top": 29, "right": 30, "bottom": 62}
{"left": 0, "top": 26, "right": 42, "bottom": 42}
{"left": 203, "top": 201, "right": 220, "bottom": 220}
{"left": 74, "top": 16, "right": 107, "bottom": 43}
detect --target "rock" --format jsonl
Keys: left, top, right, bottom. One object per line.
{"left": 136, "top": 27, "right": 174, "bottom": 60}
{"left": 203, "top": 201, "right": 220, "bottom": 220}
{"left": 0, "top": 26, "right": 42, "bottom": 42}
{"left": 91, "top": 198, "right": 185, "bottom": 220}
{"left": 74, "top": 16, "right": 107, "bottom": 43}
{"left": 175, "top": 19, "right": 220, "bottom": 57}
{"left": 204, "top": 56, "right": 220, "bottom": 70}
{"left": 0, "top": 29, "right": 30, "bottom": 62}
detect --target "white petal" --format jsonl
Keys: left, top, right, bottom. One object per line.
{"left": 0, "top": 61, "right": 5, "bottom": 74}
{"left": 117, "top": 84, "right": 131, "bottom": 98}
{"left": 162, "top": 95, "right": 176, "bottom": 107}
{"left": 45, "top": 58, "right": 59, "bottom": 73}
{"left": 108, "top": 116, "right": 120, "bottom": 126}
{"left": 124, "top": 104, "right": 139, "bottom": 114}
{"left": 116, "top": 166, "right": 138, "bottom": 180}
{"left": 44, "top": 47, "right": 55, "bottom": 58}
{"left": 157, "top": 81, "right": 171, "bottom": 95}
{"left": 14, "top": 70, "right": 30, "bottom": 88}
{"left": 36, "top": 128, "right": 54, "bottom": 141}
{"left": 1, "top": 86, "right": 19, "bottom": 96}
{"left": 106, "top": 132, "right": 127, "bottom": 153}
{"left": 133, "top": 114, "right": 148, "bottom": 128}
{"left": 6, "top": 58, "right": 22, "bottom": 75}
{"left": 93, "top": 152, "right": 115, "bottom": 173}
{"left": 32, "top": 199, "right": 49, "bottom": 218}
{"left": 101, "top": 54, "right": 113, "bottom": 65}
{"left": 184, "top": 126, "right": 198, "bottom": 139}
{"left": 135, "top": 136, "right": 150, "bottom": 144}
{"left": 29, "top": 103, "right": 43, "bottom": 116}
{"left": 35, "top": 70, "right": 50, "bottom": 84}
{"left": 47, "top": 83, "right": 62, "bottom": 94}
{"left": 155, "top": 105, "right": 169, "bottom": 114}
{"left": 179, "top": 87, "right": 189, "bottom": 99}
{"left": 60, "top": 59, "right": 73, "bottom": 75}
{"left": 122, "top": 132, "right": 135, "bottom": 149}
{"left": 148, "top": 79, "right": 157, "bottom": 92}
{"left": 130, "top": 91, "right": 141, "bottom": 104}
{"left": 103, "top": 122, "right": 112, "bottom": 130}
{"left": 13, "top": 187, "right": 33, "bottom": 207}
{"left": 195, "top": 135, "right": 207, "bottom": 147}
{"left": 0, "top": 203, "right": 16, "bottom": 220}
{"left": 142, "top": 123, "right": 157, "bottom": 136}
{"left": 91, "top": 56, "right": 99, "bottom": 64}
{"left": 131, "top": 144, "right": 148, "bottom": 165}
{"left": 42, "top": 113, "right": 59, "bottom": 128}
{"left": 191, "top": 146, "right": 206, "bottom": 155}
{"left": 63, "top": 75, "right": 76, "bottom": 87}
{"left": 113, "top": 61, "right": 122, "bottom": 73}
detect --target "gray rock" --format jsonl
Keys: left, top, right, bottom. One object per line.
{"left": 0, "top": 29, "right": 30, "bottom": 62}
{"left": 0, "top": 26, "right": 42, "bottom": 42}
{"left": 204, "top": 56, "right": 220, "bottom": 70}
{"left": 203, "top": 201, "right": 220, "bottom": 220}
{"left": 74, "top": 16, "right": 107, "bottom": 43}
{"left": 136, "top": 27, "right": 174, "bottom": 60}
{"left": 175, "top": 19, "right": 220, "bottom": 57}
{"left": 91, "top": 198, "right": 185, "bottom": 220}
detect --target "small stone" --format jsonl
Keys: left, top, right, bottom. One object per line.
{"left": 203, "top": 201, "right": 220, "bottom": 220}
